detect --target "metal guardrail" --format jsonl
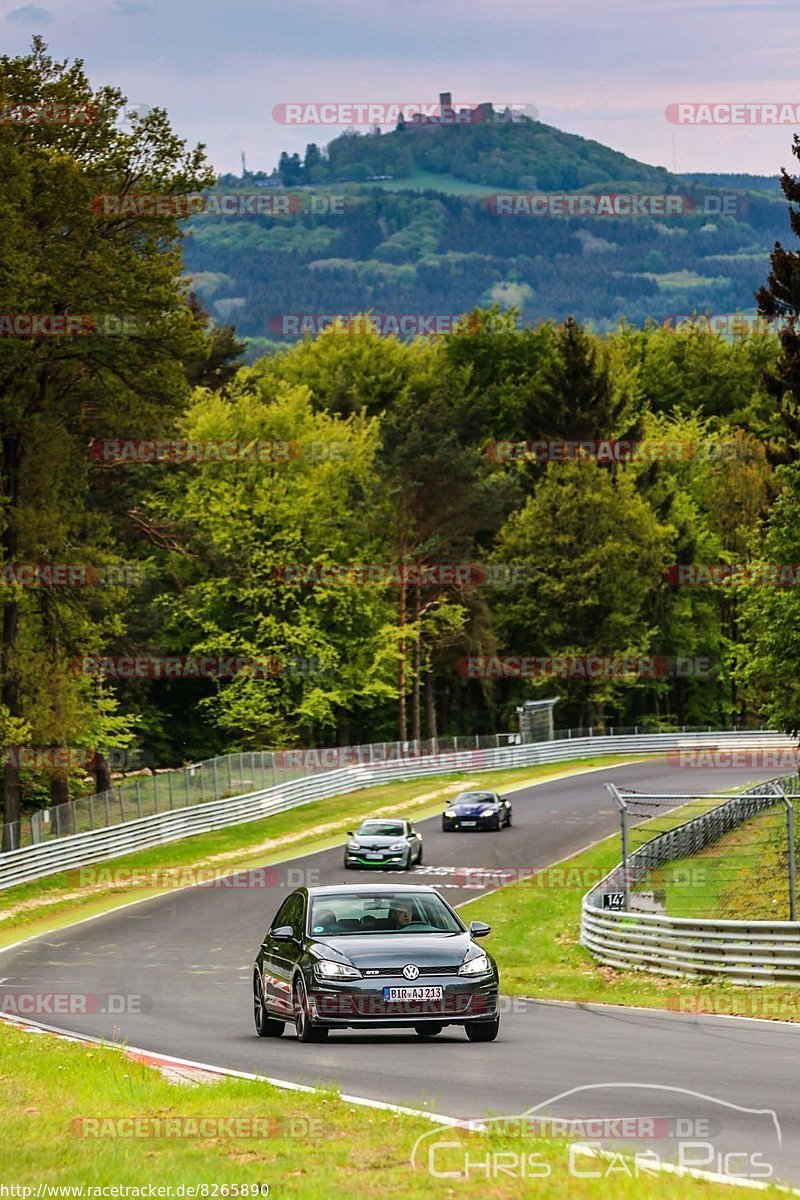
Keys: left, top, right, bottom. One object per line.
{"left": 581, "top": 770, "right": 800, "bottom": 984}
{"left": 0, "top": 729, "right": 792, "bottom": 892}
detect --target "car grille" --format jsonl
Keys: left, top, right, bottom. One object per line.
{"left": 361, "top": 965, "right": 460, "bottom": 978}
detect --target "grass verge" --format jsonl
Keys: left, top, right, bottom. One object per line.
{"left": 0, "top": 1021, "right": 776, "bottom": 1197}
{"left": 0, "top": 755, "right": 643, "bottom": 948}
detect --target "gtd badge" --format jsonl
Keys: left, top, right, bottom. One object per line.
{"left": 403, "top": 964, "right": 420, "bottom": 980}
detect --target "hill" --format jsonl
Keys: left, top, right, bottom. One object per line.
{"left": 187, "top": 107, "right": 788, "bottom": 352}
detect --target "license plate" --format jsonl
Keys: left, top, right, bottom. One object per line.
{"left": 461, "top": 821, "right": 477, "bottom": 827}
{"left": 383, "top": 986, "right": 443, "bottom": 1002}
{"left": 365, "top": 852, "right": 383, "bottom": 859}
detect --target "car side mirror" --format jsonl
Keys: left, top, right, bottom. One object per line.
{"left": 469, "top": 920, "right": 491, "bottom": 938}
{"left": 271, "top": 925, "right": 295, "bottom": 942}
{"left": 347, "top": 830, "right": 355, "bottom": 838}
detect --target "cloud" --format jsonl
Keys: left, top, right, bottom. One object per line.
{"left": 7, "top": 4, "right": 52, "bottom": 20}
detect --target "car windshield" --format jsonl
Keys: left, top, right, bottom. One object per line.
{"left": 357, "top": 821, "right": 405, "bottom": 836}
{"left": 309, "top": 892, "right": 463, "bottom": 935}
{"left": 455, "top": 794, "right": 495, "bottom": 806}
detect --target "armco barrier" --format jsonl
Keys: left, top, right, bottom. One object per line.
{"left": 0, "top": 729, "right": 794, "bottom": 892}
{"left": 580, "top": 771, "right": 800, "bottom": 985}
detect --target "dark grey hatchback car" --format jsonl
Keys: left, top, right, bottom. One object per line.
{"left": 253, "top": 884, "right": 500, "bottom": 1043}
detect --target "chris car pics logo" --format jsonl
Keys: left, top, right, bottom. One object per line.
{"left": 410, "top": 1084, "right": 780, "bottom": 1182}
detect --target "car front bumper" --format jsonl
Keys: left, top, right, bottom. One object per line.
{"left": 306, "top": 973, "right": 499, "bottom": 1028}
{"left": 344, "top": 849, "right": 408, "bottom": 867}
{"left": 442, "top": 816, "right": 497, "bottom": 831}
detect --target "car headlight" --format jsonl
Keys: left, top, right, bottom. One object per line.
{"left": 459, "top": 952, "right": 491, "bottom": 977}
{"left": 347, "top": 841, "right": 360, "bottom": 850}
{"left": 315, "top": 959, "right": 362, "bottom": 979}
{"left": 444, "top": 808, "right": 457, "bottom": 818}
{"left": 480, "top": 807, "right": 496, "bottom": 815}
{"left": 389, "top": 841, "right": 406, "bottom": 850}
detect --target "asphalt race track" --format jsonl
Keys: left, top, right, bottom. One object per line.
{"left": 3, "top": 759, "right": 799, "bottom": 1184}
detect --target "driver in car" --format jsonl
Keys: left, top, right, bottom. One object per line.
{"left": 315, "top": 908, "right": 338, "bottom": 934}
{"left": 389, "top": 901, "right": 415, "bottom": 929}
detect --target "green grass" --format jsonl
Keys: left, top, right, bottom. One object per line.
{"left": 0, "top": 1021, "right": 777, "bottom": 1197}
{"left": 0, "top": 755, "right": 643, "bottom": 948}
{"left": 664, "top": 805, "right": 792, "bottom": 920}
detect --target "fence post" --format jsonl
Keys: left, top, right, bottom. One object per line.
{"left": 607, "top": 783, "right": 629, "bottom": 910}
{"left": 151, "top": 772, "right": 157, "bottom": 816}
{"left": 213, "top": 758, "right": 220, "bottom": 800}
{"left": 135, "top": 779, "right": 142, "bottom": 818}
{"left": 227, "top": 756, "right": 233, "bottom": 794}
{"left": 778, "top": 785, "right": 798, "bottom": 921}
{"left": 168, "top": 771, "right": 174, "bottom": 810}
{"left": 88, "top": 793, "right": 95, "bottom": 831}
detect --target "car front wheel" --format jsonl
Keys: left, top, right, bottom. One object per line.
{"left": 465, "top": 1016, "right": 500, "bottom": 1042}
{"left": 415, "top": 1024, "right": 443, "bottom": 1037}
{"left": 253, "top": 973, "right": 284, "bottom": 1038}
{"left": 294, "top": 977, "right": 329, "bottom": 1043}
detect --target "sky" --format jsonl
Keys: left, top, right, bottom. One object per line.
{"left": 2, "top": 0, "right": 799, "bottom": 178}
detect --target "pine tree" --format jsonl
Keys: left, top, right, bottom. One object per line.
{"left": 757, "top": 134, "right": 800, "bottom": 446}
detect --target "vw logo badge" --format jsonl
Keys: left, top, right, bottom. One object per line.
{"left": 402, "top": 964, "right": 420, "bottom": 980}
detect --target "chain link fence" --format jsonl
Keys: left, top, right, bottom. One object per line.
{"left": 608, "top": 777, "right": 800, "bottom": 920}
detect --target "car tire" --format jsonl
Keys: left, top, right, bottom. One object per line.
{"left": 343, "top": 855, "right": 354, "bottom": 869}
{"left": 465, "top": 1017, "right": 500, "bottom": 1042}
{"left": 415, "top": 1024, "right": 443, "bottom": 1037}
{"left": 402, "top": 850, "right": 412, "bottom": 871}
{"left": 416, "top": 846, "right": 423, "bottom": 866}
{"left": 506, "top": 811, "right": 512, "bottom": 827}
{"left": 293, "top": 977, "right": 329, "bottom": 1044}
{"left": 490, "top": 817, "right": 501, "bottom": 832}
{"left": 253, "top": 973, "right": 284, "bottom": 1038}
